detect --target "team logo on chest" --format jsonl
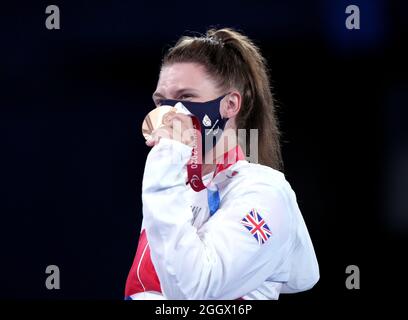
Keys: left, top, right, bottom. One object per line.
{"left": 240, "top": 209, "right": 272, "bottom": 245}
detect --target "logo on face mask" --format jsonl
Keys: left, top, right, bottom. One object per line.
{"left": 159, "top": 94, "right": 229, "bottom": 149}
{"left": 205, "top": 119, "right": 220, "bottom": 136}
{"left": 202, "top": 114, "right": 212, "bottom": 127}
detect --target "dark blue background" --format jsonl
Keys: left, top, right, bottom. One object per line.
{"left": 0, "top": 0, "right": 407, "bottom": 302}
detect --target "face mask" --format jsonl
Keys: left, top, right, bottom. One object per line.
{"left": 159, "top": 94, "right": 228, "bottom": 150}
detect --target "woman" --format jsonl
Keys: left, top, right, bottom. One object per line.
{"left": 125, "top": 28, "right": 319, "bottom": 300}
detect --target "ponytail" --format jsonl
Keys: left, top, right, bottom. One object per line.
{"left": 162, "top": 28, "right": 283, "bottom": 171}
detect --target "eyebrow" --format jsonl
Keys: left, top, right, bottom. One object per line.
{"left": 152, "top": 92, "right": 165, "bottom": 101}
{"left": 152, "top": 88, "right": 199, "bottom": 102}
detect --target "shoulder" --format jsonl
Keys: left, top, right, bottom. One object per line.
{"left": 214, "top": 161, "right": 297, "bottom": 246}
{"left": 233, "top": 161, "right": 286, "bottom": 185}
{"left": 220, "top": 161, "right": 296, "bottom": 211}
{"left": 226, "top": 161, "right": 292, "bottom": 195}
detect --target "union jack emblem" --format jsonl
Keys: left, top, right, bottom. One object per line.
{"left": 240, "top": 209, "right": 272, "bottom": 245}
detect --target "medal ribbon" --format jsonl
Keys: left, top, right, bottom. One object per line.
{"left": 187, "top": 116, "right": 245, "bottom": 192}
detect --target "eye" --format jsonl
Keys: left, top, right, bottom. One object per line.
{"left": 179, "top": 94, "right": 193, "bottom": 100}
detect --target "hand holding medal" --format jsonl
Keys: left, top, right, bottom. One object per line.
{"left": 141, "top": 95, "right": 234, "bottom": 192}
{"left": 142, "top": 105, "right": 196, "bottom": 148}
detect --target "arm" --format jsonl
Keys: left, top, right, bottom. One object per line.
{"left": 142, "top": 138, "right": 294, "bottom": 300}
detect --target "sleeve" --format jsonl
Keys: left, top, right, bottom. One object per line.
{"left": 142, "top": 138, "right": 294, "bottom": 300}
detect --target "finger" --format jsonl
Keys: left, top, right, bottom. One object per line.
{"left": 164, "top": 113, "right": 192, "bottom": 129}
{"left": 169, "top": 114, "right": 194, "bottom": 135}
{"left": 162, "top": 111, "right": 177, "bottom": 126}
{"left": 145, "top": 138, "right": 155, "bottom": 147}
{"left": 170, "top": 113, "right": 192, "bottom": 124}
{"left": 146, "top": 126, "right": 173, "bottom": 147}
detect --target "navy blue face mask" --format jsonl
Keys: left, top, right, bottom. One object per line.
{"left": 159, "top": 94, "right": 229, "bottom": 150}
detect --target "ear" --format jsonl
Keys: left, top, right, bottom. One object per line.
{"left": 221, "top": 91, "right": 241, "bottom": 118}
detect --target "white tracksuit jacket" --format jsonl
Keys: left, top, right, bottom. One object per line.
{"left": 139, "top": 138, "right": 319, "bottom": 300}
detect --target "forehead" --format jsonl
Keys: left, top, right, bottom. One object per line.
{"left": 156, "top": 62, "right": 216, "bottom": 94}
